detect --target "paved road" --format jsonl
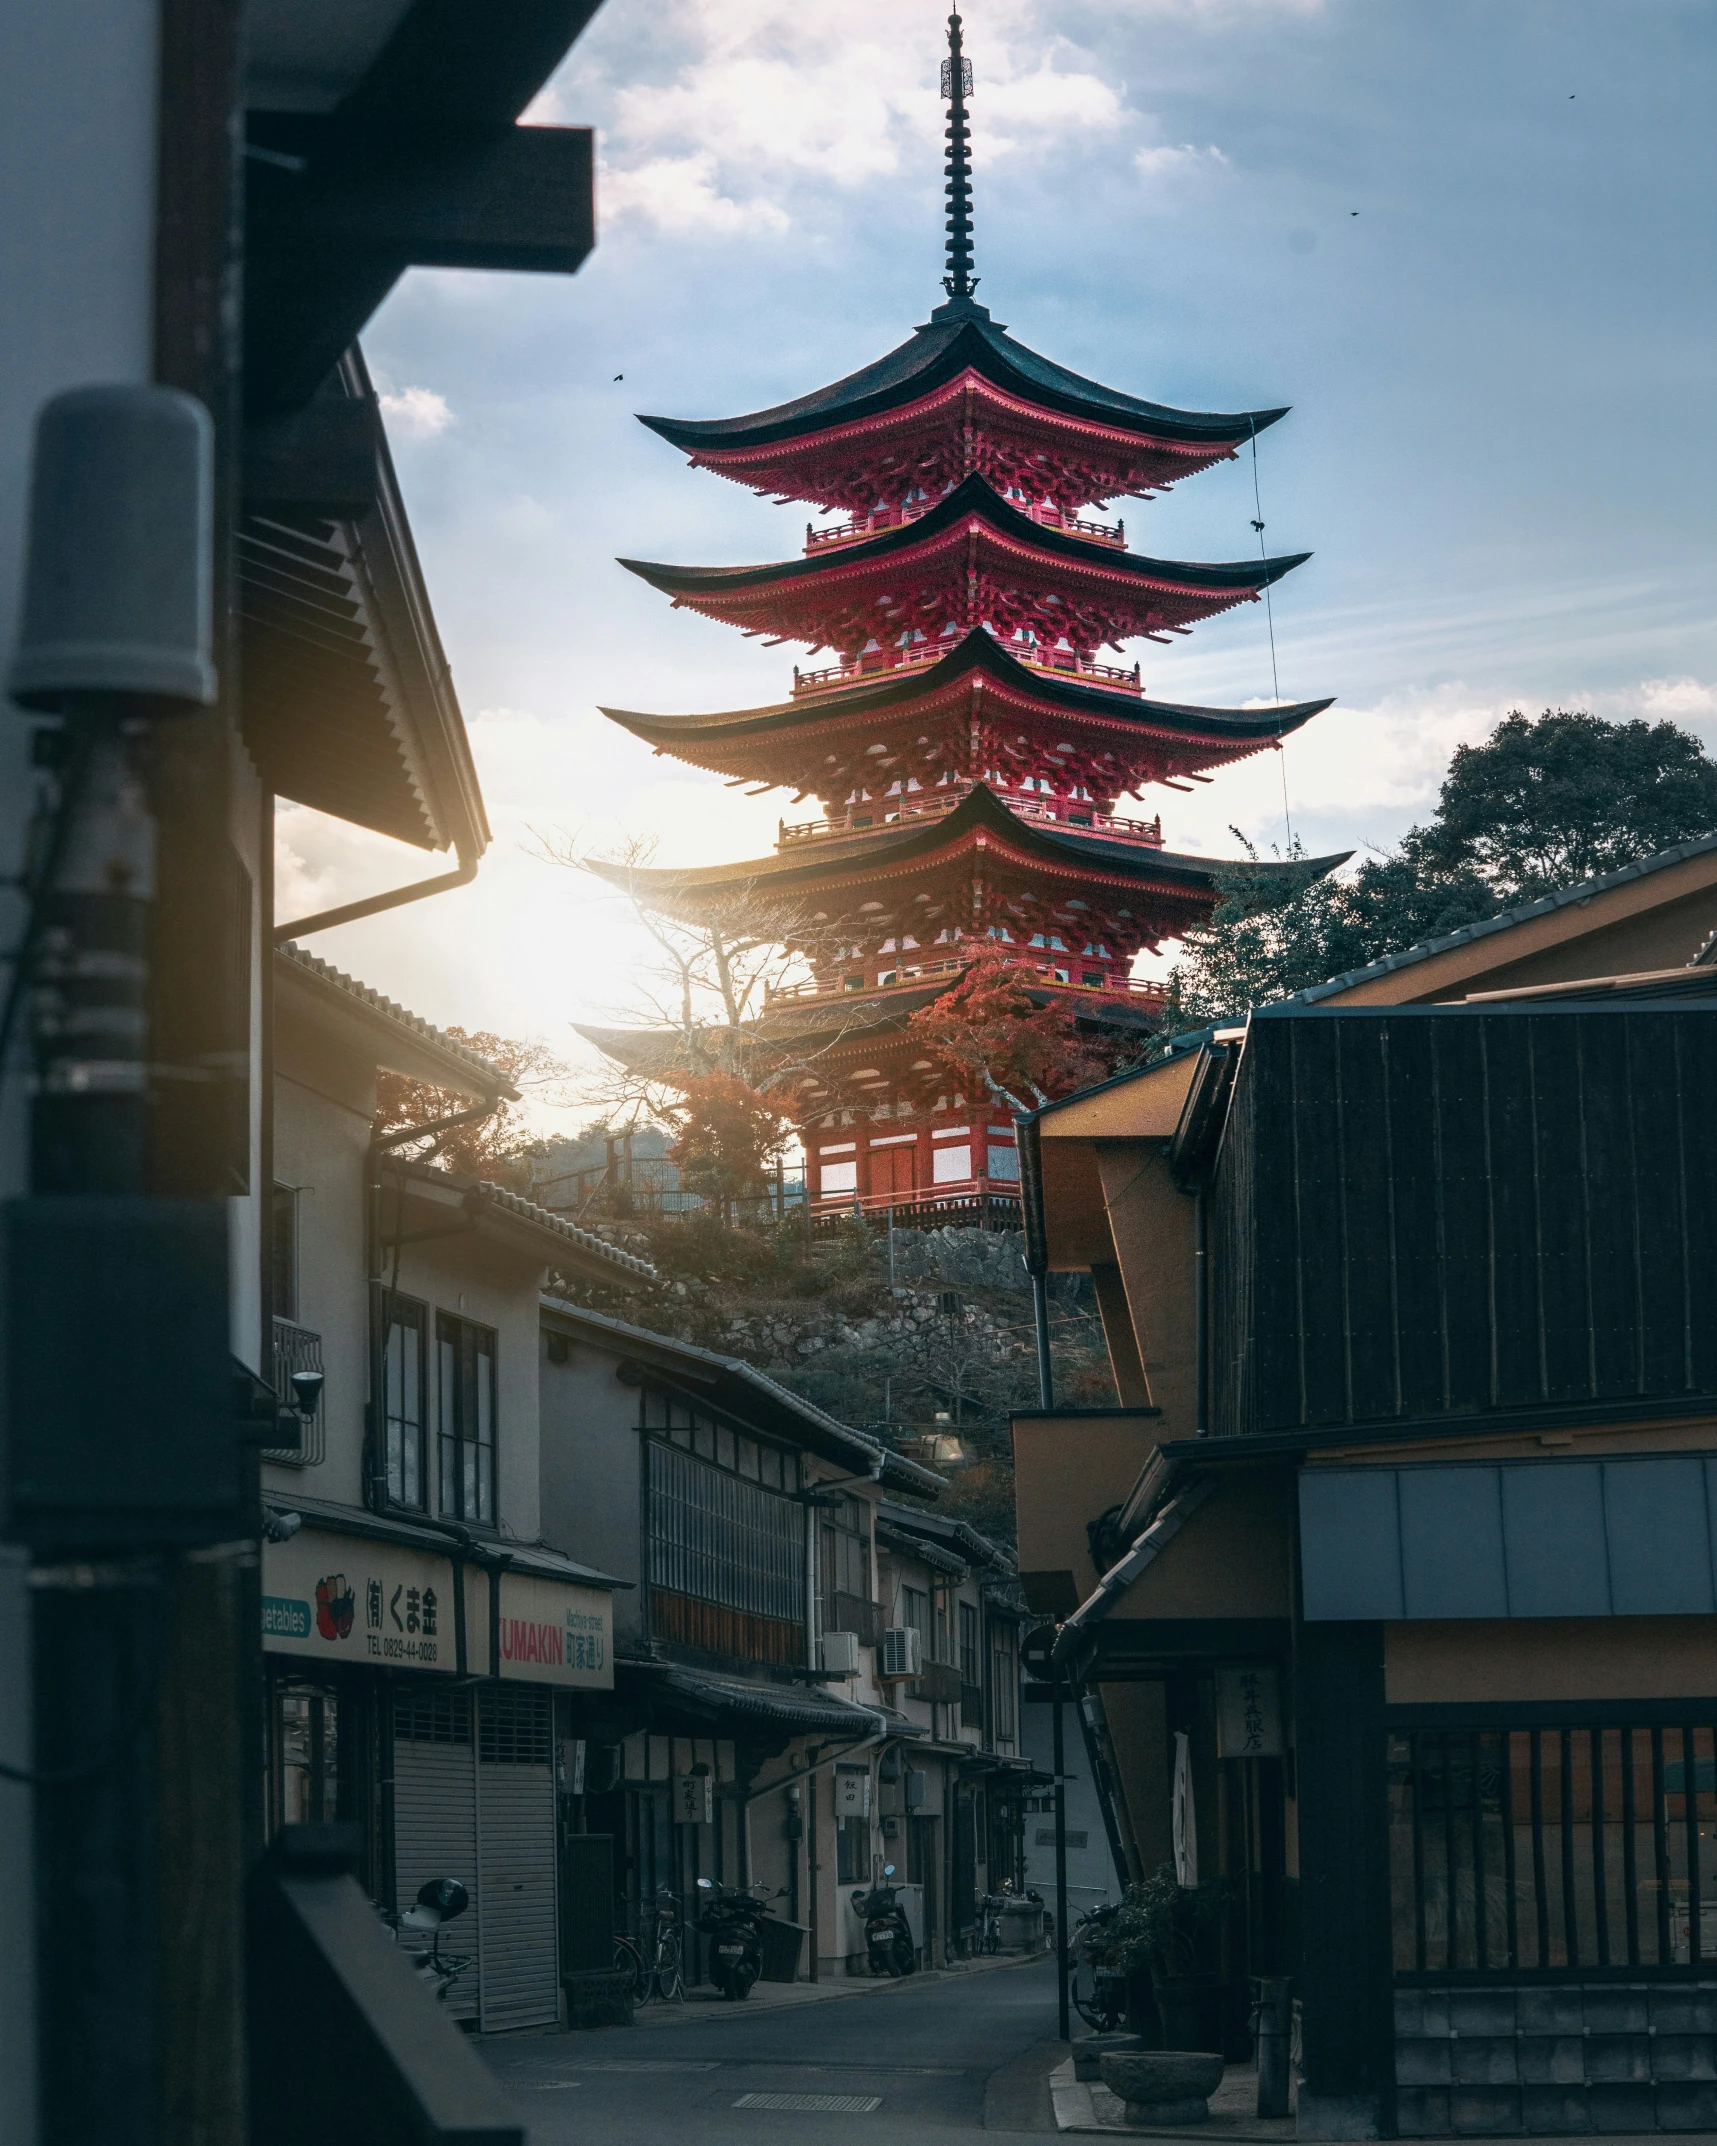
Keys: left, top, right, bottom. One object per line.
{"left": 482, "top": 1958, "right": 1066, "bottom": 2143}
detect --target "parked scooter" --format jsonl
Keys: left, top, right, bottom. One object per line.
{"left": 393, "top": 1876, "right": 473, "bottom": 2003}
{"left": 852, "top": 1863, "right": 916, "bottom": 1977}
{"left": 695, "top": 1877, "right": 783, "bottom": 2000}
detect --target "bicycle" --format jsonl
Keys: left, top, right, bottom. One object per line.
{"left": 613, "top": 1888, "right": 684, "bottom": 2004}
{"left": 1070, "top": 1900, "right": 1126, "bottom": 2031}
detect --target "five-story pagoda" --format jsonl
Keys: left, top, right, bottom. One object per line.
{"left": 581, "top": 11, "right": 1340, "bottom": 1221}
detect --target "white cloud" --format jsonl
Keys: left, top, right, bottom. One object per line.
{"left": 1134, "top": 142, "right": 1230, "bottom": 178}
{"left": 378, "top": 386, "right": 454, "bottom": 439}
{"left": 601, "top": 151, "right": 790, "bottom": 236}
{"left": 1634, "top": 677, "right": 1717, "bottom": 723}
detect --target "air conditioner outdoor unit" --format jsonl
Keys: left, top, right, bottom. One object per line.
{"left": 878, "top": 1626, "right": 922, "bottom": 1680}
{"left": 820, "top": 1630, "right": 861, "bottom": 1675}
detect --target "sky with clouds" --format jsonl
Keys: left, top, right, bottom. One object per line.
{"left": 279, "top": 0, "right": 1717, "bottom": 1124}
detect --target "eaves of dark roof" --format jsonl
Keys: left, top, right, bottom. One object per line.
{"left": 877, "top": 1518, "right": 968, "bottom": 1577}
{"left": 277, "top": 941, "right": 519, "bottom": 1098}
{"left": 637, "top": 309, "right": 1286, "bottom": 452}
{"left": 628, "top": 1661, "right": 890, "bottom": 1738}
{"left": 388, "top": 1159, "right": 656, "bottom": 1283}
{"left": 583, "top": 783, "right": 1348, "bottom": 905}
{"left": 261, "top": 1491, "right": 627, "bottom": 1590}
{"left": 599, "top": 629, "right": 1332, "bottom": 745}
{"left": 877, "top": 1498, "right": 1014, "bottom": 1573}
{"left": 620, "top": 476, "right": 1308, "bottom": 599}
{"left": 538, "top": 1298, "right": 944, "bottom": 1496}
{"left": 1284, "top": 832, "right": 1717, "bottom": 1009}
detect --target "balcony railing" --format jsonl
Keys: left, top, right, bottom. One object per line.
{"left": 777, "top": 785, "right": 1163, "bottom": 850}
{"left": 915, "top": 1660, "right": 964, "bottom": 1706}
{"left": 792, "top": 633, "right": 1143, "bottom": 699}
{"left": 823, "top": 1592, "right": 883, "bottom": 1648}
{"left": 766, "top": 962, "right": 1169, "bottom": 1010}
{"left": 265, "top": 1315, "right": 325, "bottom": 1467}
{"left": 805, "top": 497, "right": 1125, "bottom": 554}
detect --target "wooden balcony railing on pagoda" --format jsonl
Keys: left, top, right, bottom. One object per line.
{"left": 805, "top": 498, "right": 1125, "bottom": 554}
{"left": 792, "top": 632, "right": 1143, "bottom": 699}
{"left": 776, "top": 785, "right": 1164, "bottom": 850}
{"left": 763, "top": 961, "right": 1169, "bottom": 1010}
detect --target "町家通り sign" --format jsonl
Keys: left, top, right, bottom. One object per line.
{"left": 261, "top": 1530, "right": 453, "bottom": 1673}
{"left": 483, "top": 1569, "right": 613, "bottom": 1690}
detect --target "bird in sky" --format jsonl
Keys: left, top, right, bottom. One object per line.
{"left": 613, "top": 373, "right": 624, "bottom": 381}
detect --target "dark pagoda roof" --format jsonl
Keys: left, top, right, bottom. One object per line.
{"left": 620, "top": 476, "right": 1308, "bottom": 660}
{"left": 600, "top": 627, "right": 1331, "bottom": 756}
{"left": 584, "top": 781, "right": 1345, "bottom": 917}
{"left": 639, "top": 300, "right": 1286, "bottom": 458}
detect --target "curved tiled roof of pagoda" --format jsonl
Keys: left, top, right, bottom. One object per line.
{"left": 619, "top": 475, "right": 1309, "bottom": 662}
{"left": 583, "top": 782, "right": 1346, "bottom": 945}
{"left": 636, "top": 298, "right": 1287, "bottom": 513}
{"left": 574, "top": 971, "right": 1162, "bottom": 1115}
{"left": 598, "top": 628, "right": 1332, "bottom": 805}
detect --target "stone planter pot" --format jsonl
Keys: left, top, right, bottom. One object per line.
{"left": 1098, "top": 2049, "right": 1224, "bottom": 2127}
{"left": 1072, "top": 2032, "right": 1142, "bottom": 2083}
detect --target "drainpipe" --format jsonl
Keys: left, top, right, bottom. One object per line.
{"left": 1031, "top": 1270, "right": 1054, "bottom": 1410}
{"left": 1194, "top": 1187, "right": 1208, "bottom": 1438}
{"left": 272, "top": 841, "right": 478, "bottom": 944}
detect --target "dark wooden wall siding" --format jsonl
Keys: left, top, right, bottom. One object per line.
{"left": 1209, "top": 1006, "right": 1717, "bottom": 1438}
{"left": 1293, "top": 1620, "right": 1395, "bottom": 2137}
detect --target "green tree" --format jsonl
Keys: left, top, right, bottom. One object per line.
{"left": 1412, "top": 707, "right": 1717, "bottom": 898}
{"left": 1161, "top": 707, "right": 1717, "bottom": 1042}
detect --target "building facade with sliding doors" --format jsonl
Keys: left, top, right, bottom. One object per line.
{"left": 260, "top": 944, "right": 653, "bottom": 2030}
{"left": 1019, "top": 980, "right": 1717, "bottom": 2139}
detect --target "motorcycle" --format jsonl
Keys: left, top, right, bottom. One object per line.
{"left": 852, "top": 1862, "right": 916, "bottom": 1978}
{"left": 695, "top": 1876, "right": 782, "bottom": 2000}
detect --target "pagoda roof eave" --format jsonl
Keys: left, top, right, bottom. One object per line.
{"left": 598, "top": 629, "right": 1333, "bottom": 749}
{"left": 635, "top": 312, "right": 1288, "bottom": 455}
{"left": 618, "top": 475, "right": 1308, "bottom": 604}
{"left": 583, "top": 782, "right": 1349, "bottom": 910}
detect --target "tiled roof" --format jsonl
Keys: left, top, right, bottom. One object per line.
{"left": 469, "top": 1179, "right": 656, "bottom": 1281}
{"left": 277, "top": 941, "right": 520, "bottom": 1098}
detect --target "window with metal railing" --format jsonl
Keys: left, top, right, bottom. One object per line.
{"left": 1388, "top": 1725, "right": 1717, "bottom": 1976}
{"left": 989, "top": 1624, "right": 1018, "bottom": 1745}
{"left": 646, "top": 1440, "right": 804, "bottom": 1628}
{"left": 265, "top": 1315, "right": 325, "bottom": 1467}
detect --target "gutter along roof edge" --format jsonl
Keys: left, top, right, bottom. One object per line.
{"left": 259, "top": 1493, "right": 627, "bottom": 1590}
{"left": 276, "top": 941, "right": 519, "bottom": 1098}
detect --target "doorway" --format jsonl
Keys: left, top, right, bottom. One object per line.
{"left": 870, "top": 1143, "right": 916, "bottom": 1202}
{"left": 907, "top": 1814, "right": 938, "bottom": 1964}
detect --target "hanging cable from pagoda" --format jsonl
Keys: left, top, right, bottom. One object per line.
{"left": 941, "top": 10, "right": 977, "bottom": 301}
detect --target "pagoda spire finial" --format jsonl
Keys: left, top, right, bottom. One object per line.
{"left": 940, "top": 9, "right": 977, "bottom": 303}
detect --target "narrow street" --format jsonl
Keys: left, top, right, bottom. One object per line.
{"left": 480, "top": 1958, "right": 1066, "bottom": 2143}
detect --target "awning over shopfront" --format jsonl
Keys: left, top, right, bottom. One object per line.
{"left": 261, "top": 1515, "right": 619, "bottom": 1687}
{"left": 625, "top": 1661, "right": 889, "bottom": 1738}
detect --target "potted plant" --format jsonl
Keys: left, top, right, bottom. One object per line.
{"left": 1108, "top": 1864, "right": 1229, "bottom": 2051}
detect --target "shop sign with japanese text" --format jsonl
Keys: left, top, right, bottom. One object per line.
{"left": 474, "top": 1569, "right": 613, "bottom": 1691}
{"left": 262, "top": 1530, "right": 453, "bottom": 1673}
{"left": 1215, "top": 1664, "right": 1282, "bottom": 1757}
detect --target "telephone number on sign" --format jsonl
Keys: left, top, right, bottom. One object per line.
{"left": 368, "top": 1635, "right": 440, "bottom": 1664}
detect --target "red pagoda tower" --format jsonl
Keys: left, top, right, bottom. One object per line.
{"left": 581, "top": 11, "right": 1340, "bottom": 1220}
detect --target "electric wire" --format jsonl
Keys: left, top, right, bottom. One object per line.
{"left": 1248, "top": 422, "right": 1293, "bottom": 851}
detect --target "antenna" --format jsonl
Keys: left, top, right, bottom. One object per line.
{"left": 941, "top": 10, "right": 977, "bottom": 301}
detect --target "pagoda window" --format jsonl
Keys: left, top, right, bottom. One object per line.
{"left": 1082, "top": 971, "right": 1104, "bottom": 988}
{"left": 844, "top": 976, "right": 865, "bottom": 992}
{"left": 878, "top": 970, "right": 897, "bottom": 986}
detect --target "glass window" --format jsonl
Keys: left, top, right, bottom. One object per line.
{"left": 274, "top": 1684, "right": 338, "bottom": 1833}
{"left": 379, "top": 1289, "right": 427, "bottom": 1510}
{"left": 990, "top": 1624, "right": 1017, "bottom": 1743}
{"left": 760, "top": 1445, "right": 782, "bottom": 1489}
{"left": 959, "top": 1602, "right": 980, "bottom": 1687}
{"left": 716, "top": 1424, "right": 736, "bottom": 1471}
{"left": 836, "top": 1813, "right": 871, "bottom": 1885}
{"left": 737, "top": 1437, "right": 760, "bottom": 1481}
{"left": 436, "top": 1311, "right": 497, "bottom": 1525}
{"left": 693, "top": 1418, "right": 715, "bottom": 1462}
{"left": 671, "top": 1417, "right": 693, "bottom": 1450}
